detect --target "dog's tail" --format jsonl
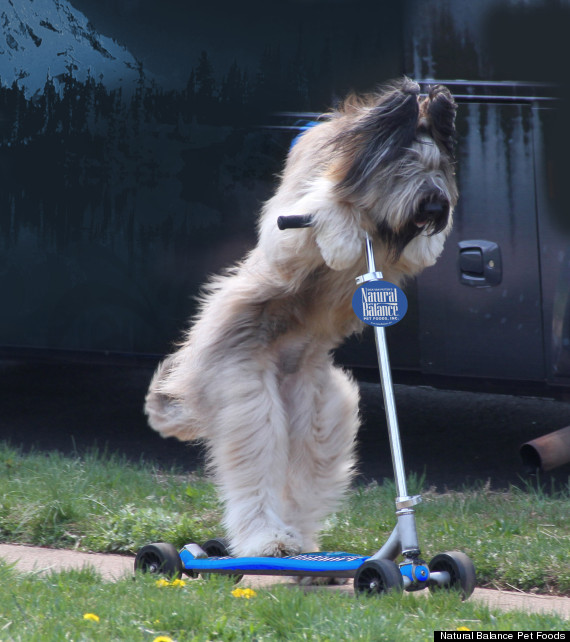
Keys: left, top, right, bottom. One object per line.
{"left": 144, "top": 358, "right": 205, "bottom": 442}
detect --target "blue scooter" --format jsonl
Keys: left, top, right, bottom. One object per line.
{"left": 135, "top": 214, "right": 476, "bottom": 598}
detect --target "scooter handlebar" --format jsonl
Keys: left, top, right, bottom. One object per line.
{"left": 277, "top": 214, "right": 313, "bottom": 230}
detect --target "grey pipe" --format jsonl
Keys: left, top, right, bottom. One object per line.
{"left": 520, "top": 425, "right": 570, "bottom": 472}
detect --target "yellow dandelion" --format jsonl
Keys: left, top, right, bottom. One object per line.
{"left": 170, "top": 578, "right": 186, "bottom": 588}
{"left": 231, "top": 587, "right": 257, "bottom": 599}
{"left": 155, "top": 578, "right": 170, "bottom": 588}
{"left": 457, "top": 626, "right": 471, "bottom": 631}
{"left": 153, "top": 637, "right": 174, "bottom": 642}
{"left": 83, "top": 613, "right": 100, "bottom": 622}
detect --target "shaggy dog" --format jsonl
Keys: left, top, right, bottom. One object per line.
{"left": 145, "top": 78, "right": 457, "bottom": 558}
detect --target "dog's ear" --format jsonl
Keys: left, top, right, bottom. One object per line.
{"left": 331, "top": 77, "right": 420, "bottom": 196}
{"left": 419, "top": 85, "right": 457, "bottom": 157}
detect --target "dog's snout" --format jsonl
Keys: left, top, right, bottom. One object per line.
{"left": 419, "top": 198, "right": 449, "bottom": 218}
{"left": 415, "top": 198, "right": 450, "bottom": 232}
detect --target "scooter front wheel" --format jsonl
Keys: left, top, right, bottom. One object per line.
{"left": 428, "top": 551, "right": 476, "bottom": 600}
{"left": 354, "top": 559, "right": 404, "bottom": 596}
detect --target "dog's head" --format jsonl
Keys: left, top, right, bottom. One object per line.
{"left": 328, "top": 78, "right": 458, "bottom": 263}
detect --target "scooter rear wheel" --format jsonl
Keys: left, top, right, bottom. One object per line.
{"left": 201, "top": 537, "right": 243, "bottom": 583}
{"left": 201, "top": 538, "right": 232, "bottom": 557}
{"left": 354, "top": 559, "right": 404, "bottom": 596}
{"left": 134, "top": 542, "right": 183, "bottom": 579}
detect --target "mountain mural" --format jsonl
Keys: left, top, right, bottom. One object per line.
{"left": 0, "top": 0, "right": 142, "bottom": 96}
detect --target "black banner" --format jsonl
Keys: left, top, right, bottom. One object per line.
{"left": 434, "top": 633, "right": 568, "bottom": 641}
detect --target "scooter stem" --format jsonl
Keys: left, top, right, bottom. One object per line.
{"left": 362, "top": 233, "right": 422, "bottom": 558}
{"left": 364, "top": 233, "right": 408, "bottom": 500}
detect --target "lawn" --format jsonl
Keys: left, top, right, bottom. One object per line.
{"left": 0, "top": 442, "right": 568, "bottom": 640}
{"left": 1, "top": 564, "right": 567, "bottom": 641}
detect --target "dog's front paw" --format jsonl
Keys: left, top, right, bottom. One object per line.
{"left": 315, "top": 221, "right": 363, "bottom": 271}
{"left": 259, "top": 537, "right": 303, "bottom": 558}
{"left": 232, "top": 527, "right": 303, "bottom": 558}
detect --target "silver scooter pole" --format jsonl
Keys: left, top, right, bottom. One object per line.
{"left": 358, "top": 233, "right": 422, "bottom": 561}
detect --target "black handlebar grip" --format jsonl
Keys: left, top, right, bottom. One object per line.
{"left": 277, "top": 214, "right": 314, "bottom": 230}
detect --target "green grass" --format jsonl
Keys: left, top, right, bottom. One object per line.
{"left": 1, "top": 562, "right": 567, "bottom": 641}
{"left": 0, "top": 443, "right": 221, "bottom": 553}
{"left": 0, "top": 442, "right": 569, "bottom": 639}
{"left": 2, "top": 443, "right": 566, "bottom": 595}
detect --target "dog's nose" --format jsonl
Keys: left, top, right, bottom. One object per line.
{"left": 415, "top": 199, "right": 450, "bottom": 231}
{"left": 419, "top": 200, "right": 449, "bottom": 218}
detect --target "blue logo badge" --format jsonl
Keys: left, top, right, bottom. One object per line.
{"left": 352, "top": 281, "right": 408, "bottom": 327}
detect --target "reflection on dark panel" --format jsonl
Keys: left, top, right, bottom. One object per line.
{"left": 417, "top": 103, "right": 544, "bottom": 381}
{"left": 0, "top": 0, "right": 403, "bottom": 356}
{"left": 534, "top": 108, "right": 570, "bottom": 383}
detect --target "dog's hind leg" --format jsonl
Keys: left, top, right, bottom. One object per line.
{"left": 144, "top": 357, "right": 203, "bottom": 441}
{"left": 284, "top": 361, "right": 360, "bottom": 552}
{"left": 206, "top": 359, "right": 304, "bottom": 558}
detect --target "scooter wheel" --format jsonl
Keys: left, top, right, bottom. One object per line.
{"left": 201, "top": 537, "right": 243, "bottom": 584}
{"left": 134, "top": 542, "right": 183, "bottom": 579}
{"left": 201, "top": 538, "right": 232, "bottom": 557}
{"left": 428, "top": 551, "right": 476, "bottom": 600}
{"left": 354, "top": 559, "right": 404, "bottom": 596}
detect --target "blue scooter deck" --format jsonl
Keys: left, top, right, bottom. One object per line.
{"left": 180, "top": 547, "right": 370, "bottom": 578}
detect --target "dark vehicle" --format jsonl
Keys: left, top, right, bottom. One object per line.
{"left": 1, "top": 0, "right": 569, "bottom": 394}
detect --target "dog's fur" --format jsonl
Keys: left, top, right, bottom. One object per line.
{"left": 145, "top": 78, "right": 457, "bottom": 557}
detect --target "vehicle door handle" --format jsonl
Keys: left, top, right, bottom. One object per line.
{"left": 458, "top": 240, "right": 502, "bottom": 287}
